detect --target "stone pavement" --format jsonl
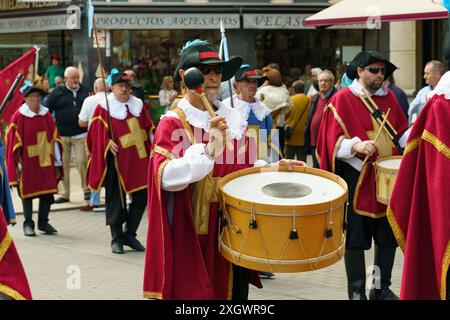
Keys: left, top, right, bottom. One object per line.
{"left": 7, "top": 167, "right": 404, "bottom": 300}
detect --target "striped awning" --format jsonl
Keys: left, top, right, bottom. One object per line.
{"left": 304, "top": 0, "right": 449, "bottom": 27}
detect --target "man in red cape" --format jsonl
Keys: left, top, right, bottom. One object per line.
{"left": 6, "top": 84, "right": 63, "bottom": 236}
{"left": 387, "top": 71, "right": 450, "bottom": 300}
{"left": 143, "top": 40, "right": 305, "bottom": 300}
{"left": 0, "top": 206, "right": 32, "bottom": 300}
{"left": 87, "top": 73, "right": 153, "bottom": 254}
{"left": 317, "top": 51, "right": 409, "bottom": 300}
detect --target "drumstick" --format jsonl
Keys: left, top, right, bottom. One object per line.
{"left": 361, "top": 108, "right": 391, "bottom": 167}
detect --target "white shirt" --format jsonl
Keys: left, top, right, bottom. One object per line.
{"left": 222, "top": 95, "right": 271, "bottom": 122}
{"left": 79, "top": 92, "right": 106, "bottom": 125}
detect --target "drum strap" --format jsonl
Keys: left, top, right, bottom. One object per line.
{"left": 357, "top": 94, "right": 403, "bottom": 154}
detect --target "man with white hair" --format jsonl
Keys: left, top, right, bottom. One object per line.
{"left": 44, "top": 66, "right": 90, "bottom": 204}
{"left": 79, "top": 78, "right": 108, "bottom": 211}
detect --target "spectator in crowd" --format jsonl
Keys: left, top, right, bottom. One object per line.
{"left": 44, "top": 66, "right": 90, "bottom": 204}
{"left": 304, "top": 70, "right": 338, "bottom": 168}
{"left": 256, "top": 67, "right": 292, "bottom": 156}
{"left": 78, "top": 78, "right": 109, "bottom": 211}
{"left": 159, "top": 75, "right": 178, "bottom": 113}
{"left": 408, "top": 60, "right": 446, "bottom": 125}
{"left": 306, "top": 67, "right": 322, "bottom": 97}
{"left": 384, "top": 75, "right": 409, "bottom": 118}
{"left": 44, "top": 54, "right": 64, "bottom": 88}
{"left": 284, "top": 80, "right": 310, "bottom": 161}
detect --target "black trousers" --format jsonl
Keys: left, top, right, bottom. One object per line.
{"left": 21, "top": 194, "right": 54, "bottom": 228}
{"left": 231, "top": 264, "right": 250, "bottom": 300}
{"left": 284, "top": 145, "right": 307, "bottom": 162}
{"left": 335, "top": 160, "right": 397, "bottom": 250}
{"left": 104, "top": 154, "right": 147, "bottom": 228}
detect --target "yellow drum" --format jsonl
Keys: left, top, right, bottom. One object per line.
{"left": 374, "top": 156, "right": 402, "bottom": 205}
{"left": 217, "top": 165, "right": 348, "bottom": 273}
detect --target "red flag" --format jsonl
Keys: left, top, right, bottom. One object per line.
{"left": 0, "top": 47, "right": 37, "bottom": 123}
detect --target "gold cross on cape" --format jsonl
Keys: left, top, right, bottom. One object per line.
{"left": 27, "top": 131, "right": 53, "bottom": 167}
{"left": 119, "top": 118, "right": 148, "bottom": 159}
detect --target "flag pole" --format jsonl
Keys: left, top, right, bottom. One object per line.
{"left": 89, "top": 2, "right": 126, "bottom": 209}
{"left": 219, "top": 19, "right": 235, "bottom": 108}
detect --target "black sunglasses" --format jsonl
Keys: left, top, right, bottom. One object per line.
{"left": 198, "top": 64, "right": 223, "bottom": 75}
{"left": 364, "top": 67, "right": 387, "bottom": 75}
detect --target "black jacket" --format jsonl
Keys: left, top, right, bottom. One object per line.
{"left": 304, "top": 87, "right": 338, "bottom": 151}
{"left": 45, "top": 84, "right": 89, "bottom": 137}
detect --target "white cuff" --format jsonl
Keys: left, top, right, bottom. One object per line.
{"left": 399, "top": 128, "right": 411, "bottom": 148}
{"left": 254, "top": 159, "right": 268, "bottom": 167}
{"left": 54, "top": 141, "right": 62, "bottom": 166}
{"left": 336, "top": 137, "right": 361, "bottom": 160}
{"left": 162, "top": 143, "right": 215, "bottom": 192}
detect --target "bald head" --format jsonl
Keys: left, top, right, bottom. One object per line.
{"left": 64, "top": 66, "right": 80, "bottom": 90}
{"left": 94, "top": 78, "right": 107, "bottom": 93}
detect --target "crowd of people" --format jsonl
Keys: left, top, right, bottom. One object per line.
{"left": 0, "top": 38, "right": 449, "bottom": 301}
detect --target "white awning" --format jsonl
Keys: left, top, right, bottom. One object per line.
{"left": 304, "top": 0, "right": 448, "bottom": 27}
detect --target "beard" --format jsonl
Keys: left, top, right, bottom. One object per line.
{"left": 205, "top": 87, "right": 221, "bottom": 105}
{"left": 366, "top": 79, "right": 383, "bottom": 92}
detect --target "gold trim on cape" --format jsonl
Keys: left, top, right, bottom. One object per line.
{"left": 440, "top": 241, "right": 450, "bottom": 300}
{"left": 0, "top": 283, "right": 27, "bottom": 300}
{"left": 386, "top": 206, "right": 406, "bottom": 252}
{"left": 0, "top": 232, "right": 12, "bottom": 261}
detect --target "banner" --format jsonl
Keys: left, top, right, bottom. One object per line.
{"left": 0, "top": 47, "right": 36, "bottom": 123}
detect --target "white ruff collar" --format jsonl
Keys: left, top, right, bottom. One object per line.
{"left": 349, "top": 79, "right": 388, "bottom": 97}
{"left": 99, "top": 93, "right": 143, "bottom": 120}
{"left": 228, "top": 95, "right": 271, "bottom": 122}
{"left": 171, "top": 97, "right": 247, "bottom": 140}
{"left": 19, "top": 103, "right": 49, "bottom": 118}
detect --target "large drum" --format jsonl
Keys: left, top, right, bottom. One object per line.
{"left": 374, "top": 156, "right": 402, "bottom": 205}
{"left": 217, "top": 165, "right": 348, "bottom": 273}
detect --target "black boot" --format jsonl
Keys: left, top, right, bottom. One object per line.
{"left": 123, "top": 207, "right": 145, "bottom": 252}
{"left": 345, "top": 249, "right": 367, "bottom": 300}
{"left": 369, "top": 245, "right": 399, "bottom": 300}
{"left": 22, "top": 198, "right": 35, "bottom": 236}
{"left": 110, "top": 224, "right": 124, "bottom": 254}
{"left": 37, "top": 196, "right": 57, "bottom": 235}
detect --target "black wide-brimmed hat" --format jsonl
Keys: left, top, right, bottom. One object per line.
{"left": 234, "top": 64, "right": 267, "bottom": 87}
{"left": 174, "top": 40, "right": 242, "bottom": 82}
{"left": 346, "top": 51, "right": 397, "bottom": 81}
{"left": 110, "top": 72, "right": 140, "bottom": 88}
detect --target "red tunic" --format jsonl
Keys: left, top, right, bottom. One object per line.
{"left": 86, "top": 105, "right": 153, "bottom": 193}
{"left": 5, "top": 110, "right": 63, "bottom": 199}
{"left": 0, "top": 206, "right": 32, "bottom": 300}
{"left": 143, "top": 108, "right": 261, "bottom": 300}
{"left": 387, "top": 94, "right": 450, "bottom": 300}
{"left": 316, "top": 87, "right": 408, "bottom": 217}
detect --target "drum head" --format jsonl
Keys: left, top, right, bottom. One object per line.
{"left": 222, "top": 171, "right": 345, "bottom": 206}
{"left": 377, "top": 158, "right": 401, "bottom": 169}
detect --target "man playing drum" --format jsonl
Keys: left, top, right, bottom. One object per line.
{"left": 316, "top": 51, "right": 410, "bottom": 300}
{"left": 143, "top": 39, "right": 303, "bottom": 300}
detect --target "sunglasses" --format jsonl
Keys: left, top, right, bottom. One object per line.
{"left": 364, "top": 67, "right": 387, "bottom": 75}
{"left": 198, "top": 64, "right": 223, "bottom": 75}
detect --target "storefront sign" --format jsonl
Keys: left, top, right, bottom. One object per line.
{"left": 0, "top": 0, "right": 59, "bottom": 11}
{"left": 0, "top": 13, "right": 80, "bottom": 33}
{"left": 94, "top": 13, "right": 240, "bottom": 29}
{"left": 243, "top": 14, "right": 314, "bottom": 29}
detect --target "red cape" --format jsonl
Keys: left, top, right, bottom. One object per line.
{"left": 86, "top": 106, "right": 153, "bottom": 193}
{"left": 317, "top": 87, "right": 408, "bottom": 217}
{"left": 387, "top": 93, "right": 450, "bottom": 300}
{"left": 5, "top": 110, "right": 63, "bottom": 199}
{"left": 143, "top": 109, "right": 262, "bottom": 300}
{"left": 0, "top": 206, "right": 32, "bottom": 300}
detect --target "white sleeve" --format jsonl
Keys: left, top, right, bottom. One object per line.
{"left": 162, "top": 143, "right": 215, "bottom": 192}
{"left": 79, "top": 100, "right": 90, "bottom": 122}
{"left": 336, "top": 137, "right": 361, "bottom": 159}
{"left": 399, "top": 127, "right": 412, "bottom": 148}
{"left": 159, "top": 90, "right": 170, "bottom": 107}
{"left": 54, "top": 142, "right": 62, "bottom": 166}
